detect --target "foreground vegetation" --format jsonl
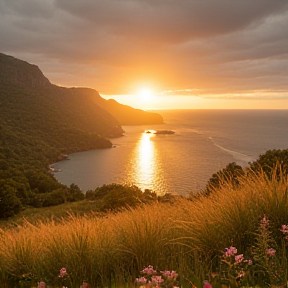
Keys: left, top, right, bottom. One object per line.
{"left": 1, "top": 165, "right": 288, "bottom": 288}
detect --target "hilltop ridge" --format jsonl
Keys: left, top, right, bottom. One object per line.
{"left": 62, "top": 87, "right": 164, "bottom": 125}
{"left": 0, "top": 52, "right": 50, "bottom": 87}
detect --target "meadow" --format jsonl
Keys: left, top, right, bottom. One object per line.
{"left": 0, "top": 167, "right": 288, "bottom": 288}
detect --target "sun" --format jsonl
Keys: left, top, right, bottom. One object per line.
{"left": 138, "top": 87, "right": 154, "bottom": 101}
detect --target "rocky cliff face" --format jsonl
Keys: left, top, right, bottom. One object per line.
{"left": 0, "top": 53, "right": 50, "bottom": 87}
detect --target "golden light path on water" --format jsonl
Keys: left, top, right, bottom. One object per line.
{"left": 133, "top": 131, "right": 158, "bottom": 191}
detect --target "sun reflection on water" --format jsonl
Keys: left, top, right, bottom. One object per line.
{"left": 134, "top": 131, "right": 157, "bottom": 189}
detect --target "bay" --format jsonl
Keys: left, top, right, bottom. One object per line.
{"left": 53, "top": 109, "right": 288, "bottom": 196}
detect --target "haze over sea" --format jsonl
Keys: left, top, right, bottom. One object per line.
{"left": 53, "top": 110, "right": 288, "bottom": 196}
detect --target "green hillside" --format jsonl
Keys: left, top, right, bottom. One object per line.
{"left": 0, "top": 53, "right": 163, "bottom": 217}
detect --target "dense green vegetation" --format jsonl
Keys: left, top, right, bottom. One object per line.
{"left": 0, "top": 53, "right": 164, "bottom": 217}
{"left": 201, "top": 149, "right": 288, "bottom": 196}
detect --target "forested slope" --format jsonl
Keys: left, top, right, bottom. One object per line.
{"left": 0, "top": 53, "right": 163, "bottom": 217}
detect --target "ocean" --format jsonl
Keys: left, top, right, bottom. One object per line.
{"left": 53, "top": 110, "right": 288, "bottom": 196}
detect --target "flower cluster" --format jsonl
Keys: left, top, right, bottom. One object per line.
{"left": 59, "top": 267, "right": 68, "bottom": 278}
{"left": 224, "top": 246, "right": 237, "bottom": 257}
{"left": 135, "top": 266, "right": 179, "bottom": 288}
{"left": 37, "top": 268, "right": 91, "bottom": 288}
{"left": 224, "top": 246, "right": 252, "bottom": 266}
{"left": 135, "top": 277, "right": 148, "bottom": 285}
{"left": 266, "top": 248, "right": 276, "bottom": 256}
{"left": 221, "top": 246, "right": 253, "bottom": 286}
{"left": 160, "top": 270, "right": 178, "bottom": 280}
{"left": 142, "top": 265, "right": 157, "bottom": 275}
{"left": 151, "top": 275, "right": 165, "bottom": 286}
{"left": 234, "top": 254, "right": 244, "bottom": 264}
{"left": 280, "top": 224, "right": 288, "bottom": 240}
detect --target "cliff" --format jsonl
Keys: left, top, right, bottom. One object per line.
{"left": 0, "top": 53, "right": 51, "bottom": 87}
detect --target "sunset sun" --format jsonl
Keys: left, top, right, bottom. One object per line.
{"left": 138, "top": 87, "right": 154, "bottom": 101}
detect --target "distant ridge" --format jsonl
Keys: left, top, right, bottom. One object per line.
{"left": 99, "top": 98, "right": 163, "bottom": 125}
{"left": 66, "top": 87, "right": 164, "bottom": 125}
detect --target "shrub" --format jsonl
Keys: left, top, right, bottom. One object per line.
{"left": 203, "top": 162, "right": 245, "bottom": 196}
{"left": 0, "top": 180, "right": 22, "bottom": 218}
{"left": 100, "top": 184, "right": 144, "bottom": 211}
{"left": 250, "top": 149, "right": 288, "bottom": 179}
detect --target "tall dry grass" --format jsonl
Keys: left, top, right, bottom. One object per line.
{"left": 0, "top": 167, "right": 287, "bottom": 287}
{"left": 177, "top": 167, "right": 288, "bottom": 254}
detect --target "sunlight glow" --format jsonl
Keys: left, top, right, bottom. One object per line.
{"left": 135, "top": 132, "right": 157, "bottom": 187}
{"left": 138, "top": 87, "right": 154, "bottom": 101}
{"left": 101, "top": 93, "right": 288, "bottom": 110}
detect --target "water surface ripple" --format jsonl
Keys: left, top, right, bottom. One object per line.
{"left": 53, "top": 110, "right": 288, "bottom": 195}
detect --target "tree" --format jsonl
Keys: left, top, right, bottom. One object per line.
{"left": 67, "top": 183, "right": 84, "bottom": 202}
{"left": 101, "top": 185, "right": 144, "bottom": 211}
{"left": 0, "top": 180, "right": 22, "bottom": 218}
{"left": 249, "top": 149, "right": 288, "bottom": 179}
{"left": 87, "top": 184, "right": 145, "bottom": 211}
{"left": 204, "top": 162, "right": 245, "bottom": 196}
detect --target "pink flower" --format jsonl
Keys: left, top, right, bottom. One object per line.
{"left": 135, "top": 277, "right": 148, "bottom": 285}
{"left": 142, "top": 265, "right": 157, "bottom": 275}
{"left": 267, "top": 248, "right": 276, "bottom": 256}
{"left": 37, "top": 281, "right": 46, "bottom": 288}
{"left": 160, "top": 270, "right": 178, "bottom": 279}
{"left": 59, "top": 267, "right": 68, "bottom": 278}
{"left": 281, "top": 225, "right": 288, "bottom": 235}
{"left": 203, "top": 280, "right": 212, "bottom": 288}
{"left": 224, "top": 246, "right": 237, "bottom": 257}
{"left": 244, "top": 259, "right": 253, "bottom": 265}
{"left": 151, "top": 275, "right": 164, "bottom": 285}
{"left": 235, "top": 254, "right": 244, "bottom": 264}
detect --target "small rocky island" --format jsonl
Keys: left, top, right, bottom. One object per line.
{"left": 146, "top": 130, "right": 175, "bottom": 134}
{"left": 155, "top": 130, "right": 175, "bottom": 134}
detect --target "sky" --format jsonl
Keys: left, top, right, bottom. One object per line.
{"left": 0, "top": 0, "right": 288, "bottom": 109}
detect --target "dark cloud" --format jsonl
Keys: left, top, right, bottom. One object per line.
{"left": 53, "top": 0, "right": 288, "bottom": 41}
{"left": 0, "top": 0, "right": 288, "bottom": 97}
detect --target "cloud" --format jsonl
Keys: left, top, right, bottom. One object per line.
{"left": 159, "top": 89, "right": 203, "bottom": 96}
{"left": 53, "top": 0, "right": 288, "bottom": 42}
{"left": 0, "top": 0, "right": 288, "bottom": 96}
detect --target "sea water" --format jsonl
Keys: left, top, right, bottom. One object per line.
{"left": 53, "top": 110, "right": 288, "bottom": 195}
